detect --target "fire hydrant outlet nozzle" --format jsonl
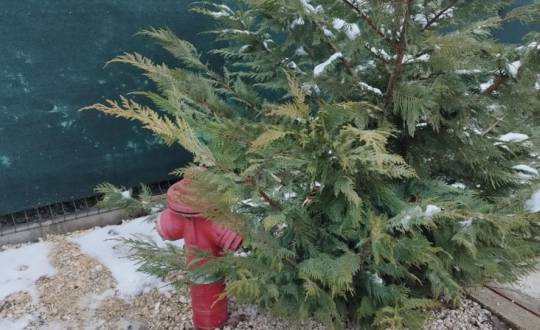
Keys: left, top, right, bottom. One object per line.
{"left": 156, "top": 179, "right": 243, "bottom": 330}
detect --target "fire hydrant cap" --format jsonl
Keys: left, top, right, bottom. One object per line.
{"left": 167, "top": 180, "right": 199, "bottom": 215}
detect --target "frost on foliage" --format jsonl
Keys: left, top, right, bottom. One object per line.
{"left": 221, "top": 29, "right": 253, "bottom": 35}
{"left": 403, "top": 53, "right": 430, "bottom": 63}
{"left": 517, "top": 41, "right": 540, "bottom": 51}
{"left": 355, "top": 60, "right": 376, "bottom": 72}
{"left": 460, "top": 219, "right": 473, "bottom": 228}
{"left": 451, "top": 182, "right": 466, "bottom": 189}
{"left": 358, "top": 82, "right": 383, "bottom": 96}
{"left": 525, "top": 190, "right": 540, "bottom": 213}
{"left": 497, "top": 132, "right": 529, "bottom": 143}
{"left": 121, "top": 190, "right": 132, "bottom": 199}
{"left": 300, "top": 0, "right": 323, "bottom": 14}
{"left": 287, "top": 61, "right": 298, "bottom": 70}
{"left": 506, "top": 60, "right": 522, "bottom": 78}
{"left": 332, "top": 18, "right": 360, "bottom": 40}
{"left": 301, "top": 82, "right": 321, "bottom": 95}
{"left": 314, "top": 52, "right": 342, "bottom": 77}
{"left": 455, "top": 69, "right": 483, "bottom": 75}
{"left": 369, "top": 46, "right": 392, "bottom": 61}
{"left": 295, "top": 46, "right": 308, "bottom": 56}
{"left": 480, "top": 79, "right": 494, "bottom": 92}
{"left": 413, "top": 14, "right": 428, "bottom": 26}
{"left": 291, "top": 17, "right": 305, "bottom": 28}
{"left": 424, "top": 205, "right": 442, "bottom": 218}
{"left": 206, "top": 9, "right": 231, "bottom": 18}
{"left": 392, "top": 206, "right": 426, "bottom": 231}
{"left": 322, "top": 27, "right": 335, "bottom": 38}
{"left": 512, "top": 164, "right": 539, "bottom": 177}
{"left": 371, "top": 273, "right": 384, "bottom": 285}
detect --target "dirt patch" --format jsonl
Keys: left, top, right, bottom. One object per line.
{"left": 95, "top": 289, "right": 192, "bottom": 330}
{"left": 31, "top": 237, "right": 116, "bottom": 328}
{"left": 0, "top": 292, "right": 35, "bottom": 321}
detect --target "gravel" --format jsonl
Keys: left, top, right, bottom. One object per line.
{"left": 0, "top": 233, "right": 511, "bottom": 330}
{"left": 423, "top": 299, "right": 509, "bottom": 330}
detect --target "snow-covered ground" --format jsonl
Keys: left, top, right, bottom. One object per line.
{"left": 0, "top": 217, "right": 184, "bottom": 330}
{"left": 0, "top": 242, "right": 55, "bottom": 302}
{"left": 69, "top": 217, "right": 175, "bottom": 297}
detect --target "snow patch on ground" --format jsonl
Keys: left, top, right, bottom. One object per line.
{"left": 525, "top": 190, "right": 540, "bottom": 213}
{"left": 497, "top": 132, "right": 529, "bottom": 143}
{"left": 0, "top": 316, "right": 32, "bottom": 330}
{"left": 70, "top": 217, "right": 179, "bottom": 297}
{"left": 0, "top": 242, "right": 55, "bottom": 301}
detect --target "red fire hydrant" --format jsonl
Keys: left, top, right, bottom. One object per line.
{"left": 156, "top": 179, "right": 243, "bottom": 330}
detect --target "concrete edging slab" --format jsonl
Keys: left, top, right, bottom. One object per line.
{"left": 0, "top": 209, "right": 127, "bottom": 246}
{"left": 468, "top": 286, "right": 540, "bottom": 330}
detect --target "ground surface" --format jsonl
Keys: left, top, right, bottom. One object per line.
{"left": 0, "top": 218, "right": 513, "bottom": 329}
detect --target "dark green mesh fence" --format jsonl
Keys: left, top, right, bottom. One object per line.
{"left": 0, "top": 0, "right": 215, "bottom": 215}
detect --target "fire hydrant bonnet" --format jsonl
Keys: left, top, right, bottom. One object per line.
{"left": 166, "top": 179, "right": 200, "bottom": 216}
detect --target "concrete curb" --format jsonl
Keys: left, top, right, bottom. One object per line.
{"left": 0, "top": 208, "right": 127, "bottom": 246}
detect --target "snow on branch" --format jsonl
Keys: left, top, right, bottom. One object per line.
{"left": 358, "top": 82, "right": 383, "bottom": 96}
{"left": 314, "top": 52, "right": 343, "bottom": 76}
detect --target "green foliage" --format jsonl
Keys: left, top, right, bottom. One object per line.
{"left": 120, "top": 237, "right": 187, "bottom": 287}
{"left": 94, "top": 182, "right": 164, "bottom": 217}
{"left": 86, "top": 1, "right": 540, "bottom": 329}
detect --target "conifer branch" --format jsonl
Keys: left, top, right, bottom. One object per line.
{"left": 259, "top": 190, "right": 283, "bottom": 210}
{"left": 481, "top": 114, "right": 507, "bottom": 136}
{"left": 341, "top": 0, "right": 393, "bottom": 44}
{"left": 421, "top": 0, "right": 459, "bottom": 31}
{"left": 364, "top": 44, "right": 392, "bottom": 64}
{"left": 215, "top": 77, "right": 259, "bottom": 110}
{"left": 313, "top": 21, "right": 355, "bottom": 76}
{"left": 384, "top": 0, "right": 412, "bottom": 106}
{"left": 482, "top": 60, "right": 525, "bottom": 96}
{"left": 481, "top": 74, "right": 508, "bottom": 96}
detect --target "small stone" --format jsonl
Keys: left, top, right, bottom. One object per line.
{"left": 108, "top": 229, "right": 119, "bottom": 236}
{"left": 17, "top": 265, "right": 29, "bottom": 271}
